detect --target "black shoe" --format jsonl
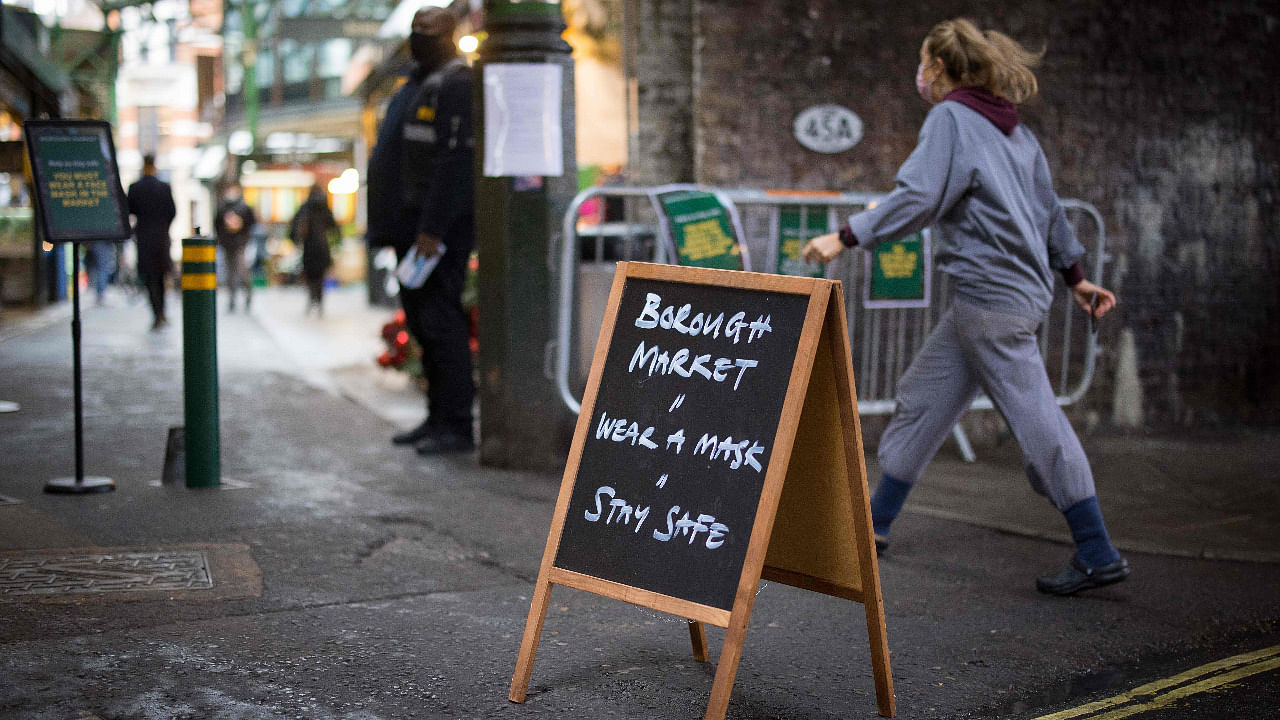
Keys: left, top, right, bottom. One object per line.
{"left": 415, "top": 433, "right": 475, "bottom": 455}
{"left": 392, "top": 422, "right": 436, "bottom": 446}
{"left": 874, "top": 533, "right": 890, "bottom": 554}
{"left": 1036, "top": 555, "right": 1130, "bottom": 596}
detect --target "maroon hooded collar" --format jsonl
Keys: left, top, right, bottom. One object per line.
{"left": 944, "top": 87, "right": 1019, "bottom": 135}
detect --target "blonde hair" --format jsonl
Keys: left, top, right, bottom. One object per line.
{"left": 924, "top": 18, "right": 1044, "bottom": 104}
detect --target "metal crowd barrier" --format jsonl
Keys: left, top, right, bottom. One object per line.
{"left": 553, "top": 186, "right": 1107, "bottom": 462}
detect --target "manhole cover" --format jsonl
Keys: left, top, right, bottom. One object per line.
{"left": 0, "top": 551, "right": 212, "bottom": 597}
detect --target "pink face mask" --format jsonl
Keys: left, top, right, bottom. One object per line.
{"left": 915, "top": 63, "right": 934, "bottom": 103}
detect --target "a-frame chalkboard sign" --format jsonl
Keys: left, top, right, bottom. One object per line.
{"left": 510, "top": 262, "right": 895, "bottom": 718}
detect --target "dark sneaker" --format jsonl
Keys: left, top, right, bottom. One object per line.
{"left": 874, "top": 533, "right": 890, "bottom": 554}
{"left": 392, "top": 421, "right": 436, "bottom": 446}
{"left": 415, "top": 433, "right": 475, "bottom": 455}
{"left": 1036, "top": 555, "right": 1130, "bottom": 596}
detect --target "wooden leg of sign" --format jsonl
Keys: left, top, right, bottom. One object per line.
{"left": 829, "top": 287, "right": 896, "bottom": 718}
{"left": 864, "top": 595, "right": 895, "bottom": 716}
{"left": 688, "top": 620, "right": 709, "bottom": 662}
{"left": 703, "top": 612, "right": 750, "bottom": 720}
{"left": 509, "top": 577, "right": 554, "bottom": 703}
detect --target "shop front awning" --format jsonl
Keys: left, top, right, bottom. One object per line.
{"left": 0, "top": 6, "right": 71, "bottom": 117}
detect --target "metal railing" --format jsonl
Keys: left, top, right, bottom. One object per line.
{"left": 552, "top": 186, "right": 1107, "bottom": 461}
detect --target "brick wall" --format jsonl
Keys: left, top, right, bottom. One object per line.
{"left": 633, "top": 0, "right": 1280, "bottom": 428}
{"left": 625, "top": 0, "right": 696, "bottom": 184}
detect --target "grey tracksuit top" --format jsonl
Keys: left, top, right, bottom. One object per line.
{"left": 845, "top": 100, "right": 1084, "bottom": 320}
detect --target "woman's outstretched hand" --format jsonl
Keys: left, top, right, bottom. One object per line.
{"left": 802, "top": 232, "right": 846, "bottom": 264}
{"left": 1071, "top": 279, "right": 1117, "bottom": 319}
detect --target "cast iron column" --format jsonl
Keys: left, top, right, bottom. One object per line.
{"left": 475, "top": 0, "right": 577, "bottom": 470}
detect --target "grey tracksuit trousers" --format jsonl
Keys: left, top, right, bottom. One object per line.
{"left": 877, "top": 298, "right": 1096, "bottom": 511}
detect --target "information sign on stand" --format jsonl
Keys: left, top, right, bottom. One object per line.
{"left": 23, "top": 120, "right": 131, "bottom": 243}
{"left": 510, "top": 262, "right": 896, "bottom": 719}
{"left": 22, "top": 119, "right": 131, "bottom": 495}
{"left": 653, "top": 189, "right": 747, "bottom": 271}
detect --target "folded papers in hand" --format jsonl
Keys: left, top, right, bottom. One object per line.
{"left": 396, "top": 244, "right": 445, "bottom": 289}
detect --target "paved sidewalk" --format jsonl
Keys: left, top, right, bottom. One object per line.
{"left": 2, "top": 281, "right": 1278, "bottom": 720}
{"left": 4, "top": 283, "right": 1278, "bottom": 564}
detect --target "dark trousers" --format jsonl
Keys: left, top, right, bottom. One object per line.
{"left": 397, "top": 238, "right": 474, "bottom": 438}
{"left": 141, "top": 271, "right": 167, "bottom": 322}
{"left": 305, "top": 274, "right": 324, "bottom": 306}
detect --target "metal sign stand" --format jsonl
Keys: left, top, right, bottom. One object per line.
{"left": 45, "top": 243, "right": 114, "bottom": 494}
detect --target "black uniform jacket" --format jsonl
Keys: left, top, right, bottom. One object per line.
{"left": 366, "top": 58, "right": 475, "bottom": 254}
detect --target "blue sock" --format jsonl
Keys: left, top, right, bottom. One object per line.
{"left": 870, "top": 473, "right": 913, "bottom": 538}
{"left": 1063, "top": 496, "right": 1122, "bottom": 567}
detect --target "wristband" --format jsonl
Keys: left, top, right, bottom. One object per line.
{"left": 838, "top": 225, "right": 858, "bottom": 247}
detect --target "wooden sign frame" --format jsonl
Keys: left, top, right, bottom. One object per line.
{"left": 510, "top": 261, "right": 894, "bottom": 719}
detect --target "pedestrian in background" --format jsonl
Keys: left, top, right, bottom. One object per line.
{"left": 290, "top": 184, "right": 338, "bottom": 316}
{"left": 85, "top": 241, "right": 115, "bottom": 306}
{"left": 215, "top": 181, "right": 256, "bottom": 313}
{"left": 366, "top": 6, "right": 476, "bottom": 455}
{"left": 126, "top": 154, "right": 176, "bottom": 330}
{"left": 803, "top": 18, "right": 1128, "bottom": 596}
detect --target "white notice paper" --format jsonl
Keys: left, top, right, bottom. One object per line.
{"left": 396, "top": 244, "right": 445, "bottom": 289}
{"left": 483, "top": 63, "right": 564, "bottom": 177}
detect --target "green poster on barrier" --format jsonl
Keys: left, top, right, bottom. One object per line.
{"left": 864, "top": 231, "right": 930, "bottom": 308}
{"left": 654, "top": 189, "right": 743, "bottom": 271}
{"left": 777, "top": 206, "right": 827, "bottom": 278}
{"left": 22, "top": 120, "right": 131, "bottom": 243}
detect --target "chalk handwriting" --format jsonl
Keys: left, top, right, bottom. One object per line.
{"left": 634, "top": 293, "right": 773, "bottom": 345}
{"left": 665, "top": 428, "right": 686, "bottom": 454}
{"left": 584, "top": 486, "right": 651, "bottom": 533}
{"left": 691, "top": 433, "right": 766, "bottom": 472}
{"left": 595, "top": 411, "right": 659, "bottom": 449}
{"left": 627, "top": 341, "right": 759, "bottom": 390}
{"left": 652, "top": 506, "right": 729, "bottom": 549}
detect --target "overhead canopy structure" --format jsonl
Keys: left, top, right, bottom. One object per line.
{"left": 0, "top": 5, "right": 74, "bottom": 118}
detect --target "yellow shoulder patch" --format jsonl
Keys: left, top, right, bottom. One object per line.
{"left": 417, "top": 107, "right": 436, "bottom": 121}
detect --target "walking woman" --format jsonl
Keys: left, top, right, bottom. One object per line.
{"left": 803, "top": 18, "right": 1128, "bottom": 596}
{"left": 290, "top": 184, "right": 338, "bottom": 316}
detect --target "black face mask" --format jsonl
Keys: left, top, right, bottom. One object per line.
{"left": 409, "top": 32, "right": 454, "bottom": 72}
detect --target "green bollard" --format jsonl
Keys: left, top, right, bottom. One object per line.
{"left": 181, "top": 235, "right": 220, "bottom": 488}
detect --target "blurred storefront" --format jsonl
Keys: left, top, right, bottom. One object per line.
{"left": 0, "top": 4, "right": 75, "bottom": 307}
{"left": 198, "top": 0, "right": 406, "bottom": 291}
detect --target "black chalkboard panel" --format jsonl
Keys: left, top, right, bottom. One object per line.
{"left": 554, "top": 275, "right": 811, "bottom": 611}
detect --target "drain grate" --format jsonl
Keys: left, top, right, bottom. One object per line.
{"left": 0, "top": 551, "right": 212, "bottom": 596}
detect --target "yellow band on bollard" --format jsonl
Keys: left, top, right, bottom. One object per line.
{"left": 182, "top": 246, "right": 218, "bottom": 263}
{"left": 181, "top": 273, "right": 217, "bottom": 291}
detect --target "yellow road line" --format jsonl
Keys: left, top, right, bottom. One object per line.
{"left": 1032, "top": 644, "right": 1280, "bottom": 720}
{"left": 1088, "top": 656, "right": 1280, "bottom": 720}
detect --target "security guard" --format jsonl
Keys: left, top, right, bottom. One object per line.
{"left": 367, "top": 7, "right": 476, "bottom": 454}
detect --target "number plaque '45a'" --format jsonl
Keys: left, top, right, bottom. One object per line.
{"left": 793, "top": 104, "right": 864, "bottom": 154}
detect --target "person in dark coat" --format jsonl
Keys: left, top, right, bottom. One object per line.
{"left": 290, "top": 184, "right": 337, "bottom": 315}
{"left": 126, "top": 155, "right": 177, "bottom": 329}
{"left": 367, "top": 6, "right": 476, "bottom": 454}
{"left": 214, "top": 181, "right": 257, "bottom": 312}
